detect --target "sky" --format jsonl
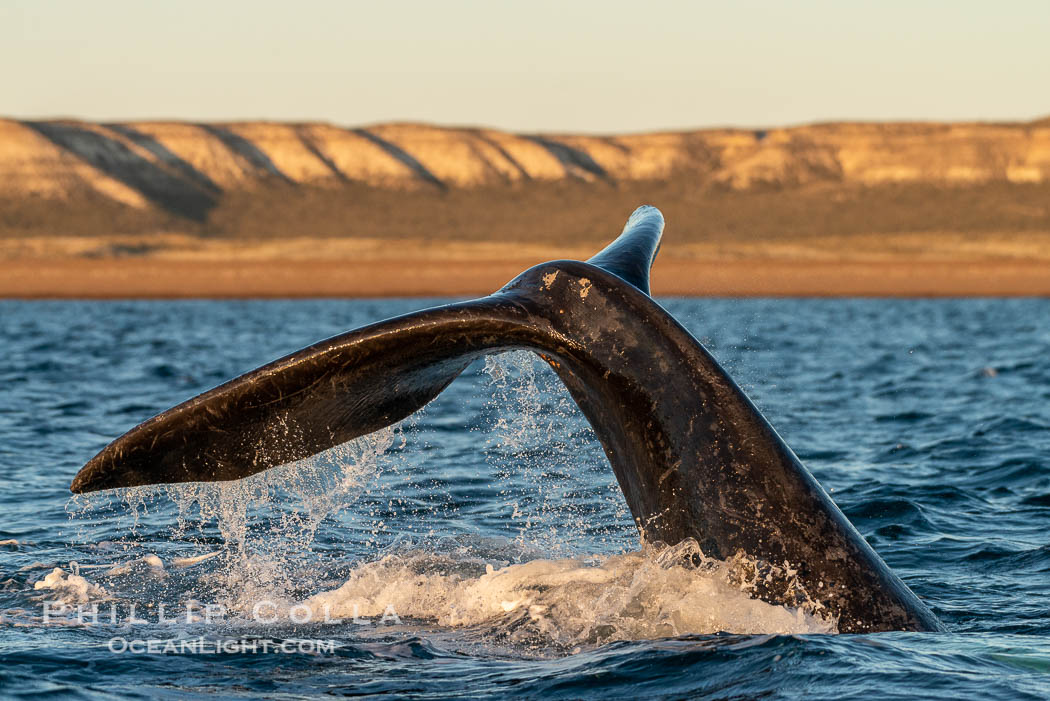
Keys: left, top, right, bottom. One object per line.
{"left": 3, "top": 0, "right": 1048, "bottom": 133}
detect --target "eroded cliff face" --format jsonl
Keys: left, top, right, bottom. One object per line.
{"left": 2, "top": 118, "right": 1049, "bottom": 241}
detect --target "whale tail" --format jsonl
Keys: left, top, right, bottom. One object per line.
{"left": 70, "top": 204, "right": 943, "bottom": 633}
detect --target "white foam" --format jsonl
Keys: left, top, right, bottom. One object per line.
{"left": 33, "top": 567, "right": 107, "bottom": 604}
{"left": 172, "top": 551, "right": 223, "bottom": 568}
{"left": 302, "top": 540, "right": 836, "bottom": 648}
{"left": 104, "top": 554, "right": 166, "bottom": 577}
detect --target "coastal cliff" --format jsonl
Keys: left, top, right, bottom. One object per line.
{"left": 2, "top": 117, "right": 1049, "bottom": 248}
{"left": 0, "top": 117, "right": 1045, "bottom": 238}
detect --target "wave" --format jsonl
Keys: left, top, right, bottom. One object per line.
{"left": 302, "top": 541, "right": 836, "bottom": 649}
{"left": 30, "top": 537, "right": 835, "bottom": 654}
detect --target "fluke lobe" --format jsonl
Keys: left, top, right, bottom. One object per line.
{"left": 72, "top": 206, "right": 943, "bottom": 633}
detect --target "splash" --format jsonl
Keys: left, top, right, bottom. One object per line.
{"left": 303, "top": 539, "right": 837, "bottom": 650}
{"left": 68, "top": 425, "right": 401, "bottom": 612}
{"left": 481, "top": 351, "right": 632, "bottom": 553}
{"left": 58, "top": 351, "right": 837, "bottom": 645}
{"left": 165, "top": 425, "right": 397, "bottom": 553}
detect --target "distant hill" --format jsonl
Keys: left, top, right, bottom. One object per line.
{"left": 1, "top": 117, "right": 1049, "bottom": 249}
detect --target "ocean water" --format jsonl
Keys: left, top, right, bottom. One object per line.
{"left": 1, "top": 297, "right": 1049, "bottom": 699}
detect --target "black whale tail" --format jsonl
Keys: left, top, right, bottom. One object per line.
{"left": 71, "top": 204, "right": 944, "bottom": 634}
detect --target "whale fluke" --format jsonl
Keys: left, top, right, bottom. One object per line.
{"left": 71, "top": 205, "right": 943, "bottom": 633}
{"left": 585, "top": 205, "right": 663, "bottom": 294}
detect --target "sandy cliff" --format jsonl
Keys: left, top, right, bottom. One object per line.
{"left": 4, "top": 119, "right": 1050, "bottom": 202}
{"left": 2, "top": 118, "right": 1050, "bottom": 289}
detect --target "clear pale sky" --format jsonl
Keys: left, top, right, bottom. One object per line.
{"left": 3, "top": 0, "right": 1048, "bottom": 133}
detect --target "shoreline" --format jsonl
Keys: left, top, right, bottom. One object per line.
{"left": 3, "top": 258, "right": 1049, "bottom": 298}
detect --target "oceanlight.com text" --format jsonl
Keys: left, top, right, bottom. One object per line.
{"left": 108, "top": 637, "right": 340, "bottom": 655}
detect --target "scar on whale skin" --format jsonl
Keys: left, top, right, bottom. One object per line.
{"left": 71, "top": 205, "right": 943, "bottom": 633}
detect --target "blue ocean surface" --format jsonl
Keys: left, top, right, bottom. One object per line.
{"left": 1, "top": 298, "right": 1049, "bottom": 699}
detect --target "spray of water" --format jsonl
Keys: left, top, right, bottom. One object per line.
{"left": 68, "top": 424, "right": 401, "bottom": 613}
{"left": 480, "top": 351, "right": 632, "bottom": 554}
{"left": 59, "top": 350, "right": 839, "bottom": 644}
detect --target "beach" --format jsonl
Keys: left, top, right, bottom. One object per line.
{"left": 3, "top": 229, "right": 1049, "bottom": 297}
{"left": 4, "top": 256, "right": 1050, "bottom": 298}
